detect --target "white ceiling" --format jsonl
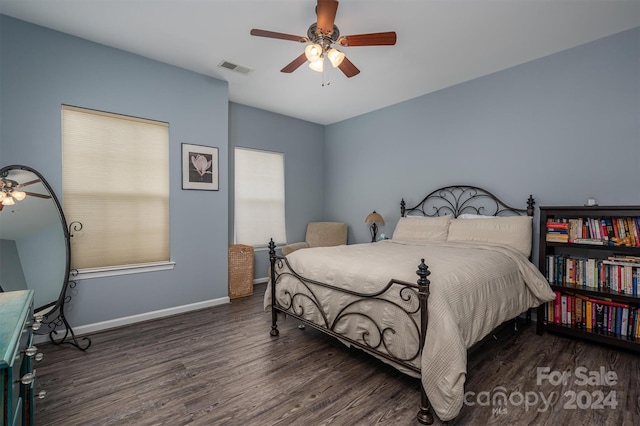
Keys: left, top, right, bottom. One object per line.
{"left": 1, "top": 1, "right": 639, "bottom": 125}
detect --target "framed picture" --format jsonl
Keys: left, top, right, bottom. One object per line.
{"left": 182, "top": 143, "right": 219, "bottom": 190}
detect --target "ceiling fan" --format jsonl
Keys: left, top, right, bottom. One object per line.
{"left": 250, "top": 0, "right": 397, "bottom": 78}
{"left": 0, "top": 176, "right": 51, "bottom": 211}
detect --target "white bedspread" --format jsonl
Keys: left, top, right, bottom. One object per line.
{"left": 264, "top": 240, "right": 555, "bottom": 421}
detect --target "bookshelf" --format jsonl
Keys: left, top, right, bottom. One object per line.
{"left": 536, "top": 205, "right": 640, "bottom": 353}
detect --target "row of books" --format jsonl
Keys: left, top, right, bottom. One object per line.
{"left": 544, "top": 291, "right": 640, "bottom": 339}
{"left": 545, "top": 217, "right": 640, "bottom": 246}
{"left": 545, "top": 255, "right": 640, "bottom": 296}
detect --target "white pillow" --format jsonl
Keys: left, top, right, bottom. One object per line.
{"left": 446, "top": 216, "right": 533, "bottom": 256}
{"left": 458, "top": 213, "right": 492, "bottom": 219}
{"left": 392, "top": 215, "right": 452, "bottom": 242}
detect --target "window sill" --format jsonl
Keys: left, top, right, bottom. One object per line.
{"left": 70, "top": 261, "right": 176, "bottom": 281}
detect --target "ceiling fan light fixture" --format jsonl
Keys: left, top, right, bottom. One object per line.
{"left": 12, "top": 190, "right": 26, "bottom": 201}
{"left": 309, "top": 58, "right": 324, "bottom": 73}
{"left": 2, "top": 196, "right": 15, "bottom": 206}
{"left": 250, "top": 0, "right": 395, "bottom": 78}
{"left": 304, "top": 43, "right": 323, "bottom": 62}
{"left": 327, "top": 48, "right": 345, "bottom": 67}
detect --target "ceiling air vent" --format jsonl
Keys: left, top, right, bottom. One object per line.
{"left": 218, "top": 61, "right": 253, "bottom": 75}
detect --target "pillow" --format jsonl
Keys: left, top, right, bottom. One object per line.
{"left": 458, "top": 213, "right": 492, "bottom": 219}
{"left": 392, "top": 215, "right": 452, "bottom": 242}
{"left": 446, "top": 216, "right": 533, "bottom": 256}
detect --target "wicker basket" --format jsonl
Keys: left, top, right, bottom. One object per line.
{"left": 228, "top": 244, "right": 254, "bottom": 299}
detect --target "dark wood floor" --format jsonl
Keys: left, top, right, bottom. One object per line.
{"left": 34, "top": 284, "right": 639, "bottom": 425}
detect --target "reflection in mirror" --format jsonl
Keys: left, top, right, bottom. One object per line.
{"left": 0, "top": 170, "right": 65, "bottom": 310}
{"left": 0, "top": 165, "right": 91, "bottom": 350}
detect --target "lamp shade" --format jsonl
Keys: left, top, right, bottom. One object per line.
{"left": 327, "top": 48, "right": 345, "bottom": 67}
{"left": 365, "top": 211, "right": 384, "bottom": 225}
{"left": 309, "top": 58, "right": 324, "bottom": 73}
{"left": 304, "top": 44, "right": 323, "bottom": 62}
{"left": 11, "top": 190, "right": 26, "bottom": 201}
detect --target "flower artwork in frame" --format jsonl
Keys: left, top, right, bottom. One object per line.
{"left": 182, "top": 143, "right": 219, "bottom": 190}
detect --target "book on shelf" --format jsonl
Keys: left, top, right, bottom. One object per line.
{"left": 608, "top": 255, "right": 640, "bottom": 264}
{"left": 545, "top": 254, "right": 640, "bottom": 295}
{"left": 614, "top": 218, "right": 625, "bottom": 239}
{"left": 603, "top": 258, "right": 640, "bottom": 267}
{"left": 605, "top": 218, "right": 616, "bottom": 240}
{"left": 545, "top": 291, "right": 638, "bottom": 338}
{"left": 604, "top": 219, "right": 612, "bottom": 240}
{"left": 570, "top": 218, "right": 583, "bottom": 241}
{"left": 546, "top": 216, "right": 640, "bottom": 247}
{"left": 629, "top": 307, "right": 637, "bottom": 339}
{"left": 546, "top": 234, "right": 569, "bottom": 243}
{"left": 576, "top": 296, "right": 583, "bottom": 328}
{"left": 595, "top": 303, "right": 604, "bottom": 332}
{"left": 545, "top": 219, "right": 569, "bottom": 243}
{"left": 546, "top": 222, "right": 569, "bottom": 230}
{"left": 624, "top": 219, "right": 632, "bottom": 245}
{"left": 572, "top": 238, "right": 608, "bottom": 245}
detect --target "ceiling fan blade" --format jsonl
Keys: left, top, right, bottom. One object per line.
{"left": 338, "top": 56, "right": 360, "bottom": 78}
{"left": 250, "top": 29, "right": 308, "bottom": 43}
{"left": 24, "top": 191, "right": 51, "bottom": 199}
{"left": 281, "top": 53, "right": 308, "bottom": 73}
{"left": 337, "top": 32, "right": 397, "bottom": 47}
{"left": 316, "top": 0, "right": 339, "bottom": 36}
{"left": 16, "top": 178, "right": 41, "bottom": 188}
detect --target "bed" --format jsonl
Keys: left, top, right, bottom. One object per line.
{"left": 264, "top": 185, "right": 555, "bottom": 423}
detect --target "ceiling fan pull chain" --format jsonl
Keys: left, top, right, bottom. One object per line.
{"left": 322, "top": 59, "right": 330, "bottom": 87}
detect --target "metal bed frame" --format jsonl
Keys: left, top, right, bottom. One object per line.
{"left": 268, "top": 185, "right": 535, "bottom": 424}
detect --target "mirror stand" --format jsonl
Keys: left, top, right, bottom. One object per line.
{"left": 38, "top": 221, "right": 91, "bottom": 351}
{"left": 41, "top": 278, "right": 92, "bottom": 351}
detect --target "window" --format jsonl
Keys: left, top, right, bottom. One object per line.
{"left": 62, "top": 105, "right": 170, "bottom": 271}
{"left": 234, "top": 148, "right": 286, "bottom": 247}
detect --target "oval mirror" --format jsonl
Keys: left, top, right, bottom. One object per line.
{"left": 0, "top": 165, "right": 69, "bottom": 314}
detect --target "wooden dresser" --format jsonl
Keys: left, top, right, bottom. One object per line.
{"left": 1, "top": 290, "right": 41, "bottom": 426}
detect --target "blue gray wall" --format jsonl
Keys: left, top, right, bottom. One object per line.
{"left": 228, "top": 103, "right": 325, "bottom": 280}
{"left": 1, "top": 15, "right": 230, "bottom": 326}
{"left": 325, "top": 27, "right": 640, "bottom": 248}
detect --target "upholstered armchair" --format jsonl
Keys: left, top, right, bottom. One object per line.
{"left": 281, "top": 222, "right": 348, "bottom": 256}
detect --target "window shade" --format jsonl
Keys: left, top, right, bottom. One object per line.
{"left": 234, "top": 148, "right": 286, "bottom": 247}
{"left": 62, "top": 105, "right": 170, "bottom": 269}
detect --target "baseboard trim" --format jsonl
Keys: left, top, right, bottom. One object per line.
{"left": 33, "top": 296, "right": 230, "bottom": 345}
{"left": 254, "top": 277, "right": 268, "bottom": 284}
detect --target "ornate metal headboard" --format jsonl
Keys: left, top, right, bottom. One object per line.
{"left": 400, "top": 185, "right": 535, "bottom": 218}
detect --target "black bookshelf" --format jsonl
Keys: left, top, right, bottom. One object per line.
{"left": 536, "top": 205, "right": 640, "bottom": 353}
{"left": 543, "top": 323, "right": 640, "bottom": 352}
